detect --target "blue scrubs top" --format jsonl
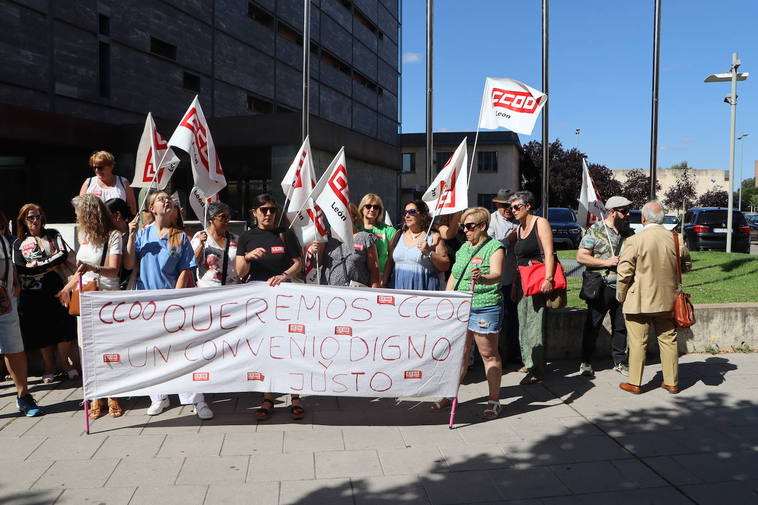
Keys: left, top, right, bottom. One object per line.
{"left": 135, "top": 224, "right": 196, "bottom": 290}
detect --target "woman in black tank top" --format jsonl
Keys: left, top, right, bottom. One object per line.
{"left": 509, "top": 191, "right": 556, "bottom": 385}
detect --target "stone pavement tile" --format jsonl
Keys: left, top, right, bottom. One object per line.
{"left": 549, "top": 460, "right": 664, "bottom": 494}
{"left": 378, "top": 447, "right": 446, "bottom": 476}
{"left": 128, "top": 485, "right": 208, "bottom": 505}
{"left": 54, "top": 486, "right": 136, "bottom": 504}
{"left": 399, "top": 424, "right": 465, "bottom": 448}
{"left": 673, "top": 451, "right": 758, "bottom": 483}
{"left": 248, "top": 452, "right": 315, "bottom": 481}
{"left": 488, "top": 467, "right": 570, "bottom": 501}
{"left": 501, "top": 435, "right": 628, "bottom": 468}
{"left": 0, "top": 435, "right": 46, "bottom": 460}
{"left": 617, "top": 431, "right": 697, "bottom": 457}
{"left": 681, "top": 481, "right": 758, "bottom": 505}
{"left": 92, "top": 434, "right": 166, "bottom": 459}
{"left": 142, "top": 413, "right": 203, "bottom": 434}
{"left": 202, "top": 395, "right": 238, "bottom": 415}
{"left": 0, "top": 458, "right": 54, "bottom": 491}
{"left": 198, "top": 414, "right": 258, "bottom": 433}
{"left": 0, "top": 488, "right": 62, "bottom": 505}
{"left": 279, "top": 477, "right": 353, "bottom": 505}
{"left": 33, "top": 458, "right": 119, "bottom": 489}
{"left": 351, "top": 474, "right": 430, "bottom": 505}
{"left": 284, "top": 429, "right": 344, "bottom": 453}
{"left": 85, "top": 411, "right": 148, "bottom": 436}
{"left": 642, "top": 456, "right": 703, "bottom": 486}
{"left": 221, "top": 431, "right": 283, "bottom": 455}
{"left": 540, "top": 487, "right": 692, "bottom": 505}
{"left": 438, "top": 444, "right": 510, "bottom": 472}
{"left": 27, "top": 434, "right": 106, "bottom": 460}
{"left": 204, "top": 481, "right": 279, "bottom": 505}
{"left": 342, "top": 426, "right": 407, "bottom": 450}
{"left": 158, "top": 432, "right": 225, "bottom": 457}
{"left": 0, "top": 416, "right": 43, "bottom": 436}
{"left": 456, "top": 419, "right": 523, "bottom": 446}
{"left": 256, "top": 418, "right": 315, "bottom": 432}
{"left": 105, "top": 457, "right": 183, "bottom": 487}
{"left": 21, "top": 416, "right": 85, "bottom": 438}
{"left": 315, "top": 449, "right": 383, "bottom": 479}
{"left": 422, "top": 470, "right": 501, "bottom": 505}
{"left": 176, "top": 455, "right": 250, "bottom": 485}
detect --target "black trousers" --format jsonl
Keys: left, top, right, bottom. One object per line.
{"left": 499, "top": 284, "right": 520, "bottom": 361}
{"left": 582, "top": 283, "right": 627, "bottom": 366}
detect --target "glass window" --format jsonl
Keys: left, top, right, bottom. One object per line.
{"left": 401, "top": 153, "right": 415, "bottom": 174}
{"left": 435, "top": 152, "right": 453, "bottom": 173}
{"left": 477, "top": 194, "right": 497, "bottom": 212}
{"left": 546, "top": 208, "right": 576, "bottom": 223}
{"left": 477, "top": 151, "right": 497, "bottom": 173}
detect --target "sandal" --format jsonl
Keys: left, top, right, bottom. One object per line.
{"left": 519, "top": 372, "right": 542, "bottom": 385}
{"left": 42, "top": 374, "right": 55, "bottom": 384}
{"left": 430, "top": 398, "right": 453, "bottom": 412}
{"left": 289, "top": 399, "right": 305, "bottom": 420}
{"left": 517, "top": 366, "right": 529, "bottom": 373}
{"left": 482, "top": 400, "right": 501, "bottom": 420}
{"left": 89, "top": 399, "right": 105, "bottom": 420}
{"left": 107, "top": 398, "right": 123, "bottom": 418}
{"left": 255, "top": 399, "right": 275, "bottom": 421}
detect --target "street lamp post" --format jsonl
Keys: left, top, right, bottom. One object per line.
{"left": 705, "top": 53, "right": 749, "bottom": 253}
{"left": 737, "top": 133, "right": 749, "bottom": 211}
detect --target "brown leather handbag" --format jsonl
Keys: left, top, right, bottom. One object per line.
{"left": 672, "top": 232, "right": 695, "bottom": 328}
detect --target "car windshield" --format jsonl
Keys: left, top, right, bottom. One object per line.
{"left": 629, "top": 211, "right": 641, "bottom": 224}
{"left": 748, "top": 215, "right": 758, "bottom": 224}
{"left": 547, "top": 209, "right": 575, "bottom": 223}
{"left": 696, "top": 210, "right": 747, "bottom": 227}
{"left": 663, "top": 215, "right": 678, "bottom": 225}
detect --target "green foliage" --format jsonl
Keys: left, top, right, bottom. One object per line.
{"left": 732, "top": 342, "right": 753, "bottom": 353}
{"left": 697, "top": 186, "right": 729, "bottom": 207}
{"left": 738, "top": 178, "right": 758, "bottom": 210}
{"left": 622, "top": 169, "right": 661, "bottom": 209}
{"left": 663, "top": 161, "right": 697, "bottom": 212}
{"left": 704, "top": 344, "right": 720, "bottom": 355}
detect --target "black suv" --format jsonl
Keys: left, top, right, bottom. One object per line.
{"left": 535, "top": 207, "right": 582, "bottom": 249}
{"left": 681, "top": 207, "right": 751, "bottom": 253}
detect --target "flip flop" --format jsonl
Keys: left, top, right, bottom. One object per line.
{"left": 289, "top": 403, "right": 305, "bottom": 420}
{"left": 255, "top": 399, "right": 275, "bottom": 421}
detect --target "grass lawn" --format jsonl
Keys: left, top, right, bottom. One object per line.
{"left": 554, "top": 249, "right": 758, "bottom": 308}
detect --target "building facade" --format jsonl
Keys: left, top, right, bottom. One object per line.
{"left": 0, "top": 0, "right": 401, "bottom": 222}
{"left": 613, "top": 168, "right": 729, "bottom": 202}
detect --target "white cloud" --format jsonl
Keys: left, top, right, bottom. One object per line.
{"left": 402, "top": 52, "right": 421, "bottom": 64}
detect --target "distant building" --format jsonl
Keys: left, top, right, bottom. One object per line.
{"left": 399, "top": 132, "right": 525, "bottom": 214}
{"left": 614, "top": 168, "right": 729, "bottom": 201}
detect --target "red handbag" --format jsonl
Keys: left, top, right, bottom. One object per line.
{"left": 518, "top": 260, "right": 567, "bottom": 296}
{"left": 672, "top": 232, "right": 695, "bottom": 328}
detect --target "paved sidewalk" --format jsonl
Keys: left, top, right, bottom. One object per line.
{"left": 1, "top": 353, "right": 756, "bottom": 505}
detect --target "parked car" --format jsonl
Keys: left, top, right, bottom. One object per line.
{"left": 628, "top": 210, "right": 679, "bottom": 234}
{"left": 747, "top": 214, "right": 758, "bottom": 243}
{"left": 535, "top": 207, "right": 582, "bottom": 249}
{"left": 681, "top": 207, "right": 751, "bottom": 253}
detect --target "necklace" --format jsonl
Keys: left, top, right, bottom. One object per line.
{"left": 408, "top": 229, "right": 424, "bottom": 241}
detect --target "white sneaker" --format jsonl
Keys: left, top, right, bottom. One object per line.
{"left": 193, "top": 401, "right": 214, "bottom": 420}
{"left": 146, "top": 398, "right": 169, "bottom": 416}
{"left": 579, "top": 362, "right": 595, "bottom": 377}
{"left": 613, "top": 363, "right": 630, "bottom": 377}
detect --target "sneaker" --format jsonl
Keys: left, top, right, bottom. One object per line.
{"left": 146, "top": 398, "right": 169, "bottom": 416}
{"left": 16, "top": 394, "right": 43, "bottom": 417}
{"left": 193, "top": 401, "right": 214, "bottom": 420}
{"left": 579, "top": 362, "right": 595, "bottom": 377}
{"left": 613, "top": 363, "right": 630, "bottom": 377}
{"left": 67, "top": 369, "right": 80, "bottom": 380}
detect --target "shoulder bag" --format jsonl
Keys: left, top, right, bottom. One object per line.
{"left": 579, "top": 227, "right": 618, "bottom": 302}
{"left": 0, "top": 237, "right": 12, "bottom": 316}
{"left": 517, "top": 219, "right": 567, "bottom": 297}
{"left": 672, "top": 231, "right": 695, "bottom": 328}
{"left": 69, "top": 238, "right": 108, "bottom": 316}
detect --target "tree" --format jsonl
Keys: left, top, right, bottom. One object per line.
{"left": 522, "top": 140, "right": 622, "bottom": 209}
{"left": 736, "top": 177, "right": 757, "bottom": 210}
{"left": 621, "top": 169, "right": 661, "bottom": 209}
{"left": 697, "top": 186, "right": 729, "bottom": 207}
{"left": 662, "top": 161, "right": 697, "bottom": 213}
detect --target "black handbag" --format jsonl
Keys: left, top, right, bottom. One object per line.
{"left": 579, "top": 270, "right": 604, "bottom": 302}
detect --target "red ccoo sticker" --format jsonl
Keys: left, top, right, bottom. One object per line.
{"left": 192, "top": 372, "right": 210, "bottom": 381}
{"left": 288, "top": 323, "right": 305, "bottom": 333}
{"left": 404, "top": 370, "right": 423, "bottom": 379}
{"left": 247, "top": 372, "right": 265, "bottom": 381}
{"left": 334, "top": 326, "right": 352, "bottom": 336}
{"left": 271, "top": 246, "right": 285, "bottom": 254}
{"left": 471, "top": 257, "right": 483, "bottom": 264}
{"left": 377, "top": 295, "right": 395, "bottom": 305}
{"left": 102, "top": 353, "right": 120, "bottom": 363}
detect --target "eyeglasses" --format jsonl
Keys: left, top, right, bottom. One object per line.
{"left": 364, "top": 204, "right": 381, "bottom": 211}
{"left": 257, "top": 206, "right": 277, "bottom": 214}
{"left": 402, "top": 209, "right": 418, "bottom": 216}
{"left": 614, "top": 207, "right": 631, "bottom": 215}
{"left": 92, "top": 165, "right": 105, "bottom": 170}
{"left": 461, "top": 222, "right": 482, "bottom": 231}
{"left": 511, "top": 204, "right": 525, "bottom": 211}
{"left": 215, "top": 214, "right": 231, "bottom": 221}
{"left": 26, "top": 215, "right": 42, "bottom": 222}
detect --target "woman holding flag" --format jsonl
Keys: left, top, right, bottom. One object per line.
{"left": 357, "top": 193, "right": 395, "bottom": 282}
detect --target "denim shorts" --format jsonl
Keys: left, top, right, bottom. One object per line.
{"left": 0, "top": 297, "right": 24, "bottom": 354}
{"left": 467, "top": 304, "right": 504, "bottom": 334}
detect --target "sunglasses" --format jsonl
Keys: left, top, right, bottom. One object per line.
{"left": 614, "top": 207, "right": 631, "bottom": 215}
{"left": 511, "top": 204, "right": 525, "bottom": 211}
{"left": 92, "top": 165, "right": 106, "bottom": 170}
{"left": 215, "top": 214, "right": 231, "bottom": 221}
{"left": 402, "top": 209, "right": 418, "bottom": 216}
{"left": 461, "top": 222, "right": 482, "bottom": 231}
{"left": 257, "top": 206, "right": 277, "bottom": 214}
{"left": 364, "top": 204, "right": 381, "bottom": 211}
{"left": 26, "top": 215, "right": 42, "bottom": 222}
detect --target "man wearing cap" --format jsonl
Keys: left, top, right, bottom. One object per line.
{"left": 487, "top": 189, "right": 521, "bottom": 364}
{"left": 575, "top": 195, "right": 634, "bottom": 378}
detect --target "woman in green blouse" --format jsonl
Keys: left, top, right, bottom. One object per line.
{"left": 357, "top": 193, "right": 396, "bottom": 284}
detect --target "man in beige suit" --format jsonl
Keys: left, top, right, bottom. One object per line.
{"left": 616, "top": 201, "right": 691, "bottom": 394}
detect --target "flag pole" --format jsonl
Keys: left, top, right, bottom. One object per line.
{"left": 425, "top": 0, "right": 434, "bottom": 187}
{"left": 136, "top": 148, "right": 171, "bottom": 214}
{"left": 541, "top": 0, "right": 550, "bottom": 219}
{"left": 649, "top": 0, "right": 661, "bottom": 199}
{"left": 278, "top": 183, "right": 296, "bottom": 228}
{"left": 466, "top": 97, "right": 485, "bottom": 183}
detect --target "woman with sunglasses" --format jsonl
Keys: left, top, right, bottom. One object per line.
{"left": 357, "top": 194, "right": 396, "bottom": 283}
{"left": 191, "top": 201, "right": 239, "bottom": 288}
{"left": 12, "top": 204, "right": 79, "bottom": 383}
{"left": 509, "top": 191, "right": 555, "bottom": 385}
{"left": 235, "top": 194, "right": 304, "bottom": 421}
{"left": 437, "top": 207, "right": 505, "bottom": 418}
{"left": 124, "top": 191, "right": 213, "bottom": 419}
{"left": 383, "top": 200, "right": 449, "bottom": 290}
{"left": 79, "top": 151, "right": 137, "bottom": 217}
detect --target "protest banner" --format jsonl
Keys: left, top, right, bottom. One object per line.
{"left": 132, "top": 112, "right": 180, "bottom": 190}
{"left": 79, "top": 283, "right": 471, "bottom": 400}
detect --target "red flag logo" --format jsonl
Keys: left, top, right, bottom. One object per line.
{"left": 491, "top": 88, "right": 542, "bottom": 114}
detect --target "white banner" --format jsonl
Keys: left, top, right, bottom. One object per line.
{"left": 578, "top": 158, "right": 606, "bottom": 227}
{"left": 80, "top": 283, "right": 471, "bottom": 399}
{"left": 422, "top": 138, "right": 469, "bottom": 216}
{"left": 132, "top": 112, "right": 180, "bottom": 190}
{"left": 479, "top": 77, "right": 547, "bottom": 135}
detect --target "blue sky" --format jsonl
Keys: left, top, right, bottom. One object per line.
{"left": 400, "top": 0, "right": 758, "bottom": 184}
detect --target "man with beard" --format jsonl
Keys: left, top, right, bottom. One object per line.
{"left": 576, "top": 196, "right": 634, "bottom": 378}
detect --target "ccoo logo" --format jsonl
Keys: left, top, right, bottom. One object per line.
{"left": 491, "top": 88, "right": 542, "bottom": 114}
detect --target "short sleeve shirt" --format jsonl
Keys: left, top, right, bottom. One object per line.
{"left": 236, "top": 228, "right": 301, "bottom": 282}
{"left": 191, "top": 230, "right": 240, "bottom": 287}
{"left": 135, "top": 224, "right": 196, "bottom": 290}
{"left": 578, "top": 222, "right": 622, "bottom": 287}
{"left": 322, "top": 231, "right": 376, "bottom": 286}
{"left": 358, "top": 222, "right": 396, "bottom": 275}
{"left": 451, "top": 238, "right": 504, "bottom": 308}
{"left": 77, "top": 230, "right": 122, "bottom": 291}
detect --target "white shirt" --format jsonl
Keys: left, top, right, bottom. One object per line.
{"left": 77, "top": 231, "right": 122, "bottom": 291}
{"left": 0, "top": 235, "right": 14, "bottom": 290}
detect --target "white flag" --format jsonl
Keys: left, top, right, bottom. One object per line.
{"left": 281, "top": 137, "right": 328, "bottom": 245}
{"left": 422, "top": 138, "right": 469, "bottom": 216}
{"left": 188, "top": 186, "right": 219, "bottom": 227}
{"left": 310, "top": 148, "right": 353, "bottom": 249}
{"left": 132, "top": 113, "right": 180, "bottom": 189}
{"left": 578, "top": 158, "right": 606, "bottom": 227}
{"left": 478, "top": 77, "right": 547, "bottom": 135}
{"left": 168, "top": 96, "right": 226, "bottom": 197}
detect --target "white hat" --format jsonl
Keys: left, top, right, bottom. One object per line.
{"left": 605, "top": 196, "right": 632, "bottom": 210}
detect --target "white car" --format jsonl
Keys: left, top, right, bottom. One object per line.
{"left": 628, "top": 210, "right": 679, "bottom": 234}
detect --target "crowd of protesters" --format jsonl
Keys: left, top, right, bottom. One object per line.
{"left": 0, "top": 150, "right": 691, "bottom": 421}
